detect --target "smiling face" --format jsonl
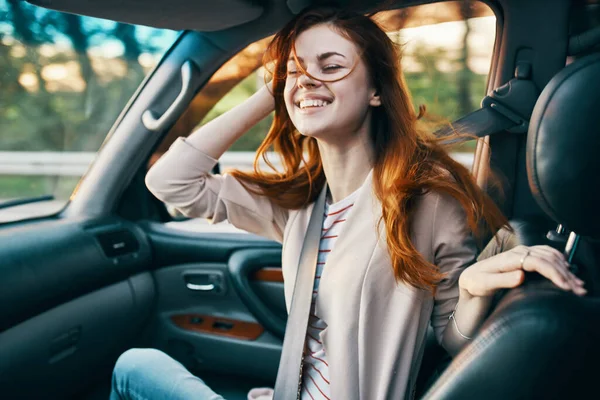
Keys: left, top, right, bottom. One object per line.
{"left": 283, "top": 24, "right": 381, "bottom": 142}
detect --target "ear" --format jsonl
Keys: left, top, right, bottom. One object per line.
{"left": 369, "top": 90, "right": 381, "bottom": 107}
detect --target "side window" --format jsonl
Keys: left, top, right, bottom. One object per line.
{"left": 149, "top": 37, "right": 273, "bottom": 226}
{"left": 0, "top": 0, "right": 178, "bottom": 223}
{"left": 155, "top": 0, "right": 496, "bottom": 231}
{"left": 148, "top": 36, "right": 274, "bottom": 168}
{"left": 378, "top": 1, "right": 496, "bottom": 161}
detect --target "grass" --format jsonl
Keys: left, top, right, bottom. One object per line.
{"left": 0, "top": 175, "right": 80, "bottom": 201}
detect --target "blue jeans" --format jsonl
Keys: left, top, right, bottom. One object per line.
{"left": 110, "top": 348, "right": 225, "bottom": 400}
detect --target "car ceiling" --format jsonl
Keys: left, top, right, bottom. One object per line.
{"left": 25, "top": 0, "right": 494, "bottom": 32}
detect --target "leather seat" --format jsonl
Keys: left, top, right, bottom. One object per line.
{"left": 421, "top": 52, "right": 600, "bottom": 400}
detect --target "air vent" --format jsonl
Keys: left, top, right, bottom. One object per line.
{"left": 95, "top": 229, "right": 139, "bottom": 258}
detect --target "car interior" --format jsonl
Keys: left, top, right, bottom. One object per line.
{"left": 1, "top": 0, "right": 599, "bottom": 399}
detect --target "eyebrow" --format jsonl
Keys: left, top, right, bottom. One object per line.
{"left": 287, "top": 51, "right": 347, "bottom": 62}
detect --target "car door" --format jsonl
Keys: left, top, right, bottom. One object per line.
{"left": 1, "top": 1, "right": 500, "bottom": 399}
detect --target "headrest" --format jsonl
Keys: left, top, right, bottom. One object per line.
{"left": 527, "top": 53, "right": 600, "bottom": 238}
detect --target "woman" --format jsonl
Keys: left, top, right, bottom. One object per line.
{"left": 111, "top": 7, "right": 585, "bottom": 400}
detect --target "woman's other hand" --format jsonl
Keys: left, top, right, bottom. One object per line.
{"left": 459, "top": 245, "right": 587, "bottom": 299}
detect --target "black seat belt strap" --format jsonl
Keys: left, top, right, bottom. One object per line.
{"left": 435, "top": 61, "right": 539, "bottom": 142}
{"left": 435, "top": 106, "right": 520, "bottom": 144}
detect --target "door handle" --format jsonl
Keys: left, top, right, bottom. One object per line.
{"left": 186, "top": 282, "right": 215, "bottom": 291}
{"left": 183, "top": 271, "right": 225, "bottom": 294}
{"left": 142, "top": 60, "right": 198, "bottom": 131}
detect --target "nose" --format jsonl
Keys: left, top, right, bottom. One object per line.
{"left": 297, "top": 68, "right": 321, "bottom": 89}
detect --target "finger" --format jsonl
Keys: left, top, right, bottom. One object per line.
{"left": 481, "top": 248, "right": 530, "bottom": 273}
{"left": 535, "top": 250, "right": 584, "bottom": 287}
{"left": 551, "top": 262, "right": 583, "bottom": 292}
{"left": 533, "top": 247, "right": 582, "bottom": 281}
{"left": 524, "top": 256, "right": 586, "bottom": 295}
{"left": 526, "top": 251, "right": 574, "bottom": 285}
{"left": 479, "top": 248, "right": 583, "bottom": 289}
{"left": 532, "top": 246, "right": 569, "bottom": 267}
{"left": 522, "top": 256, "right": 572, "bottom": 291}
{"left": 528, "top": 248, "right": 583, "bottom": 286}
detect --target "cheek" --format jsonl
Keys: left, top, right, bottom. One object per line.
{"left": 283, "top": 84, "right": 295, "bottom": 113}
{"left": 335, "top": 86, "right": 369, "bottom": 113}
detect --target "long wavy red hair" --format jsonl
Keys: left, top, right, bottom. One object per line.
{"left": 230, "top": 7, "right": 508, "bottom": 291}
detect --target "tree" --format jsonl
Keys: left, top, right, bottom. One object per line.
{"left": 114, "top": 23, "right": 144, "bottom": 76}
{"left": 60, "top": 14, "right": 97, "bottom": 102}
{"left": 457, "top": 0, "right": 475, "bottom": 116}
{"left": 2, "top": 0, "right": 66, "bottom": 151}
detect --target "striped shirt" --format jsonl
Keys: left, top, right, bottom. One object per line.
{"left": 300, "top": 187, "right": 360, "bottom": 400}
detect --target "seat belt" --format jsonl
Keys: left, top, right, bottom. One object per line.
{"left": 273, "top": 187, "right": 327, "bottom": 400}
{"left": 435, "top": 61, "right": 538, "bottom": 142}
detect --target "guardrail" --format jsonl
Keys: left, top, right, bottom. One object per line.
{"left": 0, "top": 151, "right": 475, "bottom": 175}
{"left": 0, "top": 151, "right": 475, "bottom": 226}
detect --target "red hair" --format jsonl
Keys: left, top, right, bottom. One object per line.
{"left": 230, "top": 7, "right": 508, "bottom": 291}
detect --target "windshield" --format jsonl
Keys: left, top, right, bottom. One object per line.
{"left": 0, "top": 0, "right": 178, "bottom": 223}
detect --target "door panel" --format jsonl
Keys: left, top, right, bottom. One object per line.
{"left": 141, "top": 224, "right": 287, "bottom": 385}
{"left": 148, "top": 298, "right": 283, "bottom": 382}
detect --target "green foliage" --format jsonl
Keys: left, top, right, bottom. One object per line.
{"left": 200, "top": 74, "right": 273, "bottom": 152}
{"left": 406, "top": 44, "right": 487, "bottom": 122}
{"left": 0, "top": 175, "right": 79, "bottom": 199}
{"left": 0, "top": 0, "right": 176, "bottom": 153}
{"left": 0, "top": 0, "right": 176, "bottom": 202}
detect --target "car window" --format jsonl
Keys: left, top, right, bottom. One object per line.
{"left": 150, "top": 0, "right": 497, "bottom": 231}
{"left": 0, "top": 0, "right": 178, "bottom": 223}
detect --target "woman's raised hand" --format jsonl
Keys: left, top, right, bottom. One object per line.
{"left": 458, "top": 245, "right": 587, "bottom": 299}
{"left": 184, "top": 75, "right": 276, "bottom": 159}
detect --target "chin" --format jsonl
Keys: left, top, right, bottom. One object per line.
{"left": 295, "top": 126, "right": 328, "bottom": 139}
{"left": 292, "top": 118, "right": 333, "bottom": 139}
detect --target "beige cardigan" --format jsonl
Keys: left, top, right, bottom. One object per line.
{"left": 145, "top": 137, "right": 478, "bottom": 400}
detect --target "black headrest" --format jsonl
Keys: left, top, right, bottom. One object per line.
{"left": 527, "top": 53, "right": 600, "bottom": 238}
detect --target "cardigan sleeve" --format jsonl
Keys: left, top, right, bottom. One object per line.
{"left": 145, "top": 137, "right": 289, "bottom": 243}
{"left": 429, "top": 192, "right": 478, "bottom": 344}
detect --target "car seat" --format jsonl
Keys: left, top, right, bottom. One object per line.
{"left": 421, "top": 52, "right": 600, "bottom": 400}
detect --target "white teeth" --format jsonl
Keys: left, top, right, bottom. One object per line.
{"left": 298, "top": 99, "right": 331, "bottom": 109}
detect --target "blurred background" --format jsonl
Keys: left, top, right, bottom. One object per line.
{"left": 0, "top": 0, "right": 496, "bottom": 224}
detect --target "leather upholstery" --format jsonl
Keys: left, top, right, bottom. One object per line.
{"left": 527, "top": 52, "right": 600, "bottom": 238}
{"left": 422, "top": 280, "right": 599, "bottom": 400}
{"left": 422, "top": 54, "right": 600, "bottom": 399}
